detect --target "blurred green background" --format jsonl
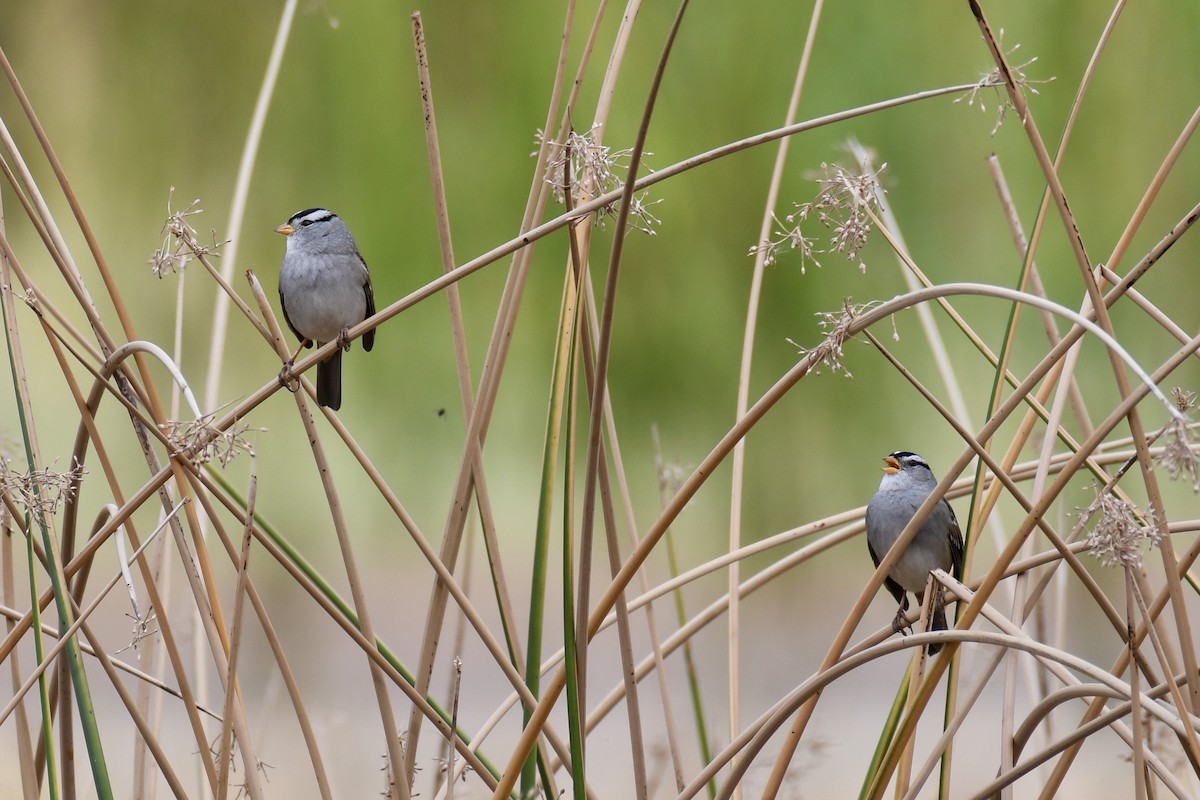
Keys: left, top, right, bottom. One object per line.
{"left": 1, "top": 1, "right": 1199, "bottom": 796}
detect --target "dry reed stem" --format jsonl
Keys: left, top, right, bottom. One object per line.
{"left": 249, "top": 274, "right": 406, "bottom": 799}
{"left": 973, "top": 0, "right": 1200, "bottom": 732}
{"left": 586, "top": 272, "right": 686, "bottom": 791}
{"left": 201, "top": 0, "right": 298, "bottom": 413}
{"left": 410, "top": 12, "right": 525, "bottom": 691}
{"left": 243, "top": 270, "right": 583, "bottom": 794}
{"left": 400, "top": 0, "right": 592, "bottom": 777}
{"left": 761, "top": 277, "right": 1197, "bottom": 792}
{"left": 402, "top": 3, "right": 578, "bottom": 771}
{"left": 3, "top": 5, "right": 1198, "bottom": 798}
{"left": 2, "top": 511, "right": 38, "bottom": 800}
{"left": 215, "top": 471, "right": 256, "bottom": 799}
{"left": 574, "top": 271, "right": 649, "bottom": 798}
{"left": 567, "top": 4, "right": 690, "bottom": 798}
{"left": 733, "top": 9, "right": 825, "bottom": 797}
{"left": 870, "top": 331, "right": 1200, "bottom": 798}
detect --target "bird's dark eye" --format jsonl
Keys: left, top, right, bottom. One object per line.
{"left": 300, "top": 219, "right": 314, "bottom": 227}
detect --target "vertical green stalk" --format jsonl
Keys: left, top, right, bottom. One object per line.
{"left": 561, "top": 276, "right": 586, "bottom": 800}
{"left": 1, "top": 240, "right": 111, "bottom": 799}
{"left": 524, "top": 263, "right": 582, "bottom": 797}
{"left": 26, "top": 519, "right": 60, "bottom": 800}
{"left": 858, "top": 668, "right": 910, "bottom": 800}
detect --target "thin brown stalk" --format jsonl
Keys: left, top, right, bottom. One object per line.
{"left": 866, "top": 329, "right": 1200, "bottom": 798}
{"left": 585, "top": 277, "right": 685, "bottom": 790}
{"left": 575, "top": 283, "right": 648, "bottom": 798}
{"left": 1127, "top": 569, "right": 1149, "bottom": 800}
{"left": 402, "top": 0, "right": 581, "bottom": 774}
{"left": 410, "top": 12, "right": 524, "bottom": 670}
{"left": 734, "top": 10, "right": 824, "bottom": 793}
{"left": 986, "top": 153, "right": 1092, "bottom": 439}
{"left": 571, "top": 5, "right": 688, "bottom": 795}
{"left": 1129, "top": 575, "right": 1200, "bottom": 766}
{"left": 245, "top": 275, "right": 404, "bottom": 799}
{"left": 0, "top": 47, "right": 118, "bottom": 354}
{"left": 409, "top": 20, "right": 527, "bottom": 774}
{"left": 178, "top": 468, "right": 334, "bottom": 799}
{"left": 2, "top": 510, "right": 38, "bottom": 800}
{"left": 216, "top": 471, "right": 257, "bottom": 800}
{"left": 434, "top": 529, "right": 476, "bottom": 800}
{"left": 972, "top": 0, "right": 1200, "bottom": 723}
{"left": 202, "top": 0, "right": 298, "bottom": 412}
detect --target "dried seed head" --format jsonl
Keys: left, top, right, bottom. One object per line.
{"left": 1082, "top": 490, "right": 1161, "bottom": 569}
{"left": 162, "top": 415, "right": 261, "bottom": 469}
{"left": 752, "top": 155, "right": 886, "bottom": 273}
{"left": 536, "top": 127, "right": 662, "bottom": 234}
{"left": 788, "top": 299, "right": 876, "bottom": 378}
{"left": 0, "top": 459, "right": 84, "bottom": 517}
{"left": 149, "top": 188, "right": 227, "bottom": 277}
{"left": 1155, "top": 413, "right": 1200, "bottom": 492}
{"left": 956, "top": 30, "right": 1055, "bottom": 135}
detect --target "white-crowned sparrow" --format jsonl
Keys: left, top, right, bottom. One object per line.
{"left": 865, "top": 451, "right": 964, "bottom": 655}
{"left": 275, "top": 208, "right": 375, "bottom": 410}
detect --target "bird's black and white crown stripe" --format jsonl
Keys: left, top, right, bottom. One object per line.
{"left": 888, "top": 451, "right": 930, "bottom": 471}
{"left": 289, "top": 208, "right": 337, "bottom": 228}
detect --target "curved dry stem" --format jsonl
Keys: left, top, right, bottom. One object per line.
{"left": 202, "top": 0, "right": 298, "bottom": 412}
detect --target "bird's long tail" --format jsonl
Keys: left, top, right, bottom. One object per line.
{"left": 316, "top": 349, "right": 342, "bottom": 410}
{"left": 927, "top": 588, "right": 948, "bottom": 655}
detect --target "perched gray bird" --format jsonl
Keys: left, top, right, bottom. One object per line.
{"left": 865, "top": 451, "right": 964, "bottom": 655}
{"left": 275, "top": 208, "right": 375, "bottom": 410}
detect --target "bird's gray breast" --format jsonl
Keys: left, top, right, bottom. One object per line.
{"left": 280, "top": 253, "right": 369, "bottom": 344}
{"left": 866, "top": 484, "right": 953, "bottom": 594}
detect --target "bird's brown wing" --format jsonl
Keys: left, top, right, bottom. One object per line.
{"left": 361, "top": 254, "right": 375, "bottom": 353}
{"left": 945, "top": 500, "right": 965, "bottom": 581}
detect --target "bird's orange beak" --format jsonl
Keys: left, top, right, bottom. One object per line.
{"left": 881, "top": 455, "right": 901, "bottom": 474}
{"left": 274, "top": 223, "right": 294, "bottom": 235}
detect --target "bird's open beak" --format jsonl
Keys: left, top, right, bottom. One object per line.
{"left": 881, "top": 455, "right": 901, "bottom": 474}
{"left": 274, "top": 223, "right": 294, "bottom": 235}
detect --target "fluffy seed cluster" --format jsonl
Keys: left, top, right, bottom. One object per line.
{"left": 788, "top": 299, "right": 877, "bottom": 378}
{"left": 955, "top": 31, "right": 1054, "bottom": 136}
{"left": 537, "top": 127, "right": 662, "bottom": 235}
{"left": 162, "top": 415, "right": 259, "bottom": 469}
{"left": 0, "top": 459, "right": 84, "bottom": 517}
{"left": 1083, "top": 490, "right": 1161, "bottom": 570}
{"left": 148, "top": 188, "right": 226, "bottom": 277}
{"left": 750, "top": 159, "right": 887, "bottom": 273}
{"left": 1154, "top": 390, "right": 1200, "bottom": 492}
